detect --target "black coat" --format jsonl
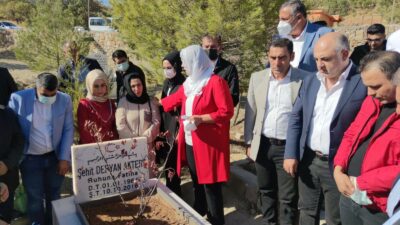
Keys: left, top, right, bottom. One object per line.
{"left": 214, "top": 57, "right": 240, "bottom": 106}
{"left": 0, "top": 67, "right": 17, "bottom": 106}
{"left": 58, "top": 55, "right": 103, "bottom": 89}
{"left": 116, "top": 61, "right": 145, "bottom": 102}
{"left": 0, "top": 67, "right": 24, "bottom": 191}
{"left": 350, "top": 41, "right": 387, "bottom": 66}
{"left": 160, "top": 74, "right": 186, "bottom": 143}
{"left": 0, "top": 108, "right": 24, "bottom": 191}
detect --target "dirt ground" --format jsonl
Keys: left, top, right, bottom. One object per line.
{"left": 0, "top": 48, "right": 41, "bottom": 87}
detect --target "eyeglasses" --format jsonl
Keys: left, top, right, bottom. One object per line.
{"left": 367, "top": 38, "right": 384, "bottom": 43}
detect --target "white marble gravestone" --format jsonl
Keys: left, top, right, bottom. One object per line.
{"left": 71, "top": 137, "right": 149, "bottom": 203}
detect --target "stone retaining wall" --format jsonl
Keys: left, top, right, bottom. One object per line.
{"left": 88, "top": 31, "right": 129, "bottom": 75}
{"left": 0, "top": 30, "right": 14, "bottom": 48}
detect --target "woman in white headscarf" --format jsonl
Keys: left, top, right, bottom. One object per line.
{"left": 161, "top": 45, "right": 234, "bottom": 225}
{"left": 77, "top": 69, "right": 118, "bottom": 144}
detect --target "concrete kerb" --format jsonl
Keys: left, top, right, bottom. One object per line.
{"left": 228, "top": 159, "right": 259, "bottom": 212}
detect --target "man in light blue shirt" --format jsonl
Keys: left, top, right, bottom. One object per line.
{"left": 9, "top": 73, "right": 74, "bottom": 225}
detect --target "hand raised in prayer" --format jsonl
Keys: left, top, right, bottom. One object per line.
{"left": 0, "top": 183, "right": 8, "bottom": 203}
{"left": 188, "top": 115, "right": 203, "bottom": 126}
{"left": 155, "top": 141, "right": 164, "bottom": 151}
{"left": 0, "top": 161, "right": 8, "bottom": 176}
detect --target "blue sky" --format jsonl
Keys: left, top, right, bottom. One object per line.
{"left": 99, "top": 0, "right": 110, "bottom": 7}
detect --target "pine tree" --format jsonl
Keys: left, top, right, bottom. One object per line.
{"left": 110, "top": 0, "right": 285, "bottom": 91}
{"left": 0, "top": 0, "right": 33, "bottom": 23}
{"left": 13, "top": 0, "right": 92, "bottom": 71}
{"left": 65, "top": 0, "right": 111, "bottom": 28}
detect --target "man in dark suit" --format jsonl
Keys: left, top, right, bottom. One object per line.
{"left": 284, "top": 32, "right": 367, "bottom": 225}
{"left": 201, "top": 34, "right": 240, "bottom": 107}
{"left": 278, "top": 0, "right": 333, "bottom": 73}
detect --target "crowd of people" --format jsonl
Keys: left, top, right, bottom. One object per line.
{"left": 1, "top": 0, "right": 400, "bottom": 225}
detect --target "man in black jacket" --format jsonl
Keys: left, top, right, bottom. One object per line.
{"left": 201, "top": 34, "right": 240, "bottom": 107}
{"left": 58, "top": 41, "right": 103, "bottom": 89}
{"left": 112, "top": 49, "right": 146, "bottom": 102}
{"left": 350, "top": 24, "right": 387, "bottom": 66}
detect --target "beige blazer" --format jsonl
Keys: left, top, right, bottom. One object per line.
{"left": 244, "top": 67, "right": 310, "bottom": 161}
{"left": 115, "top": 97, "right": 161, "bottom": 143}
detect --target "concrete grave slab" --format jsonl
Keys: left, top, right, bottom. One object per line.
{"left": 71, "top": 137, "right": 150, "bottom": 203}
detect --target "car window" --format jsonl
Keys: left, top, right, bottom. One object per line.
{"left": 90, "top": 19, "right": 107, "bottom": 26}
{"left": 4, "top": 22, "right": 15, "bottom": 26}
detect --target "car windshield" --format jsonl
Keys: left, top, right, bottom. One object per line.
{"left": 90, "top": 19, "right": 107, "bottom": 26}
{"left": 2, "top": 22, "right": 16, "bottom": 27}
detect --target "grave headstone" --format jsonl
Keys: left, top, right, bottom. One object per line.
{"left": 71, "top": 137, "right": 149, "bottom": 203}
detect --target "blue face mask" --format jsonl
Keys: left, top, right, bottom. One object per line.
{"left": 38, "top": 94, "right": 57, "bottom": 105}
{"left": 116, "top": 61, "right": 129, "bottom": 72}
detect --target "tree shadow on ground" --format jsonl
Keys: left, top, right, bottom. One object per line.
{"left": 0, "top": 62, "right": 29, "bottom": 70}
{"left": 0, "top": 49, "right": 16, "bottom": 59}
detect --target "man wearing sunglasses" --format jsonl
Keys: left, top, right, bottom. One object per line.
{"left": 350, "top": 24, "right": 387, "bottom": 66}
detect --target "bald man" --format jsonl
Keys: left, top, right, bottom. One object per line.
{"left": 284, "top": 33, "right": 367, "bottom": 225}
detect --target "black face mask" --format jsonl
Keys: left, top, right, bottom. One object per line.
{"left": 206, "top": 48, "right": 219, "bottom": 61}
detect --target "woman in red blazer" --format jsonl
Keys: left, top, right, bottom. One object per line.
{"left": 161, "top": 45, "right": 233, "bottom": 225}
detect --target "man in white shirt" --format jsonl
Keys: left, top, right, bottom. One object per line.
{"left": 277, "top": 0, "right": 333, "bottom": 73}
{"left": 284, "top": 33, "right": 367, "bottom": 225}
{"left": 387, "top": 29, "right": 400, "bottom": 53}
{"left": 245, "top": 38, "right": 311, "bottom": 225}
{"left": 9, "top": 73, "right": 74, "bottom": 225}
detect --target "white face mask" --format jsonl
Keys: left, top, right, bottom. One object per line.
{"left": 277, "top": 20, "right": 293, "bottom": 36}
{"left": 38, "top": 94, "right": 57, "bottom": 105}
{"left": 163, "top": 68, "right": 176, "bottom": 79}
{"left": 116, "top": 61, "right": 129, "bottom": 72}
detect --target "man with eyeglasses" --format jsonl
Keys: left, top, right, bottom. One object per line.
{"left": 350, "top": 24, "right": 387, "bottom": 66}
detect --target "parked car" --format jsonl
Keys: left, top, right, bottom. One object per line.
{"left": 88, "top": 17, "right": 115, "bottom": 32}
{"left": 74, "top": 26, "right": 86, "bottom": 32}
{"left": 0, "top": 21, "right": 21, "bottom": 30}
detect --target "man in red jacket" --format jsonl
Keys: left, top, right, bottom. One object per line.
{"left": 333, "top": 51, "right": 400, "bottom": 225}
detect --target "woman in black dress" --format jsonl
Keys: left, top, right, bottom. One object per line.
{"left": 156, "top": 51, "right": 186, "bottom": 195}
